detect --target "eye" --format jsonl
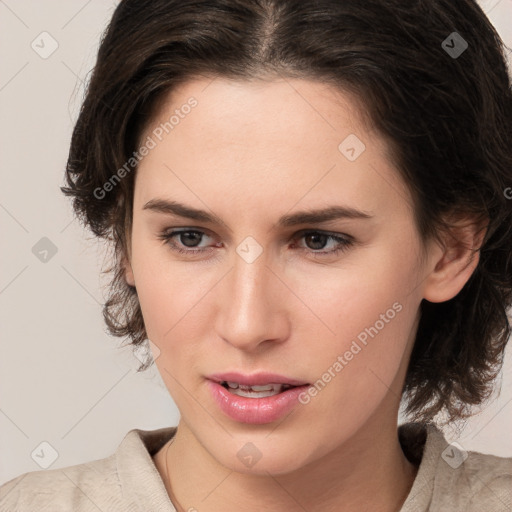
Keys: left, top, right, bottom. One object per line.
{"left": 157, "top": 229, "right": 215, "bottom": 255}
{"left": 157, "top": 229, "right": 354, "bottom": 257}
{"left": 292, "top": 230, "right": 354, "bottom": 256}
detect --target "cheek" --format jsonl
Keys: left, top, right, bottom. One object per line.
{"left": 307, "top": 298, "right": 417, "bottom": 440}
{"left": 132, "top": 255, "right": 210, "bottom": 404}
{"left": 135, "top": 265, "right": 209, "bottom": 349}
{"left": 292, "top": 236, "right": 419, "bottom": 346}
{"left": 297, "top": 244, "right": 421, "bottom": 419}
{"left": 129, "top": 233, "right": 203, "bottom": 347}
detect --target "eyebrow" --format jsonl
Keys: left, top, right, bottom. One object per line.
{"left": 142, "top": 198, "right": 374, "bottom": 230}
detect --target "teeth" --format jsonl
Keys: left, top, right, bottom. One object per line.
{"left": 222, "top": 381, "right": 293, "bottom": 398}
{"left": 231, "top": 387, "right": 282, "bottom": 398}
{"left": 242, "top": 384, "right": 274, "bottom": 392}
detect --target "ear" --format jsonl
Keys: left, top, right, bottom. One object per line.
{"left": 122, "top": 254, "right": 136, "bottom": 287}
{"left": 422, "top": 215, "right": 488, "bottom": 303}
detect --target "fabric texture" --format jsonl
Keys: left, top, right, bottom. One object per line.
{"left": 1, "top": 422, "right": 511, "bottom": 511}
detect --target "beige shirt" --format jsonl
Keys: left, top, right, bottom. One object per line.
{"left": 1, "top": 422, "right": 511, "bottom": 511}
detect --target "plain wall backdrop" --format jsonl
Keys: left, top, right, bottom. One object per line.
{"left": 1, "top": 0, "right": 512, "bottom": 486}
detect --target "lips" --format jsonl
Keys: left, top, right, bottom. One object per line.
{"left": 207, "top": 380, "right": 311, "bottom": 424}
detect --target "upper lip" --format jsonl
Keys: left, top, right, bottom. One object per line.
{"left": 207, "top": 372, "right": 309, "bottom": 386}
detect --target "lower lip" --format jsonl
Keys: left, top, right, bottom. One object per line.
{"left": 206, "top": 380, "right": 310, "bottom": 424}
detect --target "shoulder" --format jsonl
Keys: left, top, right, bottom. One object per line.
{"left": 399, "top": 422, "right": 512, "bottom": 511}
{"left": 0, "top": 427, "right": 171, "bottom": 512}
{"left": 0, "top": 452, "right": 137, "bottom": 512}
{"left": 437, "top": 448, "right": 512, "bottom": 511}
{"left": 425, "top": 425, "right": 512, "bottom": 510}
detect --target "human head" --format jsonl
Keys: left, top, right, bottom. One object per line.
{"left": 62, "top": 0, "right": 512, "bottom": 433}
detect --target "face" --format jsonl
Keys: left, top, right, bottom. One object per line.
{"left": 124, "top": 76, "right": 430, "bottom": 474}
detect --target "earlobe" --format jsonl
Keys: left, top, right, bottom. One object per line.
{"left": 422, "top": 218, "right": 487, "bottom": 304}
{"left": 122, "top": 256, "right": 136, "bottom": 287}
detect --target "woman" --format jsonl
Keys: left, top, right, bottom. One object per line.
{"left": 1, "top": 0, "right": 511, "bottom": 510}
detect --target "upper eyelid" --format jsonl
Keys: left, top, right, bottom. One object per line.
{"left": 162, "top": 227, "right": 350, "bottom": 238}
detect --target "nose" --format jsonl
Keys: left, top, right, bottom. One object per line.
{"left": 214, "top": 247, "right": 290, "bottom": 352}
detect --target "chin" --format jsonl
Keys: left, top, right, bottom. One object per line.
{"left": 207, "top": 432, "right": 319, "bottom": 476}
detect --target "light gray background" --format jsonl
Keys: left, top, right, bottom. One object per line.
{"left": 1, "top": 0, "right": 511, "bottom": 486}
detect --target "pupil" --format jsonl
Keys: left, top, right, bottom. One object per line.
{"left": 306, "top": 233, "right": 327, "bottom": 250}
{"left": 181, "top": 231, "right": 201, "bottom": 247}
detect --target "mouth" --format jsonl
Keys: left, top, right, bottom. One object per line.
{"left": 206, "top": 376, "right": 312, "bottom": 424}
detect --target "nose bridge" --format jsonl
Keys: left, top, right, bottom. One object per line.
{"left": 217, "top": 240, "right": 285, "bottom": 349}
{"left": 231, "top": 244, "right": 272, "bottom": 320}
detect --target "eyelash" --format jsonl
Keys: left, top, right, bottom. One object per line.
{"left": 157, "top": 229, "right": 354, "bottom": 258}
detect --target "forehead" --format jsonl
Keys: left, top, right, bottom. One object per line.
{"left": 144, "top": 76, "right": 368, "bottom": 158}
{"left": 135, "top": 76, "right": 413, "bottom": 222}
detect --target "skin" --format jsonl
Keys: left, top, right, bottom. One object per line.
{"left": 123, "top": 76, "right": 483, "bottom": 512}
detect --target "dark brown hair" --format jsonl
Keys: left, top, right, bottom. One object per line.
{"left": 61, "top": 0, "right": 512, "bottom": 426}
